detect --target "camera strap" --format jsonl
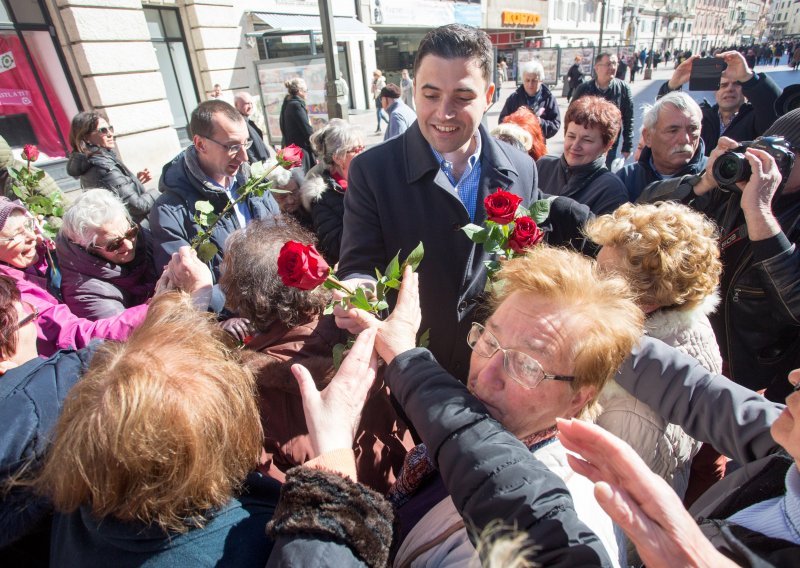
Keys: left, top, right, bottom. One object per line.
{"left": 720, "top": 223, "right": 748, "bottom": 253}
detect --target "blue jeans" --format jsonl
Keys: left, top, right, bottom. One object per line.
{"left": 375, "top": 98, "right": 389, "bottom": 131}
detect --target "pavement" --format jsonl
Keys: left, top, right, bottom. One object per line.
{"left": 348, "top": 61, "right": 800, "bottom": 166}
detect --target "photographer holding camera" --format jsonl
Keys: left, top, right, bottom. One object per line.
{"left": 638, "top": 109, "right": 800, "bottom": 402}
{"left": 658, "top": 51, "right": 781, "bottom": 156}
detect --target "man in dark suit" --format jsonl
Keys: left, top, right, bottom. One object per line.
{"left": 336, "top": 24, "right": 590, "bottom": 381}
{"left": 234, "top": 92, "right": 270, "bottom": 164}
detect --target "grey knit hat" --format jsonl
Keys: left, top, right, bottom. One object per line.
{"left": 0, "top": 197, "right": 27, "bottom": 233}
{"left": 764, "top": 108, "right": 800, "bottom": 149}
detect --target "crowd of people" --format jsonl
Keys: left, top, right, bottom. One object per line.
{"left": 2, "top": 22, "right": 800, "bottom": 567}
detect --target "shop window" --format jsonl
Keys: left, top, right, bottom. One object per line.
{"left": 0, "top": 0, "right": 79, "bottom": 160}
{"left": 144, "top": 8, "right": 198, "bottom": 132}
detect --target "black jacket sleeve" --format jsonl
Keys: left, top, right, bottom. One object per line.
{"left": 620, "top": 83, "right": 634, "bottom": 153}
{"left": 87, "top": 156, "right": 158, "bottom": 222}
{"left": 385, "top": 348, "right": 613, "bottom": 567}
{"left": 311, "top": 189, "right": 345, "bottom": 265}
{"left": 741, "top": 72, "right": 781, "bottom": 140}
{"left": 539, "top": 89, "right": 561, "bottom": 139}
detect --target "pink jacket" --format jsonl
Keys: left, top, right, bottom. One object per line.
{"left": 0, "top": 262, "right": 147, "bottom": 357}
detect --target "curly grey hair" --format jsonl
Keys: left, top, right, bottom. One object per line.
{"left": 219, "top": 220, "right": 329, "bottom": 330}
{"left": 60, "top": 189, "right": 132, "bottom": 247}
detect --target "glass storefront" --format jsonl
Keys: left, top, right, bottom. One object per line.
{"left": 0, "top": 0, "right": 79, "bottom": 160}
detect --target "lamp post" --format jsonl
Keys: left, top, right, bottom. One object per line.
{"left": 317, "top": 0, "right": 346, "bottom": 120}
{"left": 598, "top": 0, "right": 607, "bottom": 52}
{"left": 644, "top": 8, "right": 660, "bottom": 80}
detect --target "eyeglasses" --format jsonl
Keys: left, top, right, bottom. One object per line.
{"left": 347, "top": 145, "right": 365, "bottom": 155}
{"left": 597, "top": 61, "right": 618, "bottom": 68}
{"left": 90, "top": 225, "right": 139, "bottom": 253}
{"left": 203, "top": 136, "right": 253, "bottom": 155}
{"left": 16, "top": 301, "right": 39, "bottom": 330}
{"left": 467, "top": 322, "right": 574, "bottom": 389}
{"left": 0, "top": 218, "right": 36, "bottom": 245}
{"left": 96, "top": 125, "right": 115, "bottom": 136}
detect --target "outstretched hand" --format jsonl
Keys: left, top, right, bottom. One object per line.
{"left": 333, "top": 266, "right": 422, "bottom": 364}
{"left": 557, "top": 419, "right": 737, "bottom": 568}
{"left": 292, "top": 327, "right": 379, "bottom": 457}
{"left": 668, "top": 55, "right": 698, "bottom": 90}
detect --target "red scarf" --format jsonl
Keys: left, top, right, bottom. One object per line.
{"left": 331, "top": 170, "right": 348, "bottom": 191}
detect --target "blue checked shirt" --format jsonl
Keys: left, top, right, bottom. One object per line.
{"left": 430, "top": 135, "right": 482, "bottom": 221}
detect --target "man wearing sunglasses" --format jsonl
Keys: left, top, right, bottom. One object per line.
{"left": 149, "top": 100, "right": 281, "bottom": 311}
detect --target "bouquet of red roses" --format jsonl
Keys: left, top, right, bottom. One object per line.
{"left": 462, "top": 188, "right": 550, "bottom": 280}
{"left": 277, "top": 239, "right": 425, "bottom": 366}
{"left": 192, "top": 144, "right": 303, "bottom": 262}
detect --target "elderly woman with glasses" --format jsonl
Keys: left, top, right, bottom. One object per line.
{"left": 66, "top": 111, "right": 159, "bottom": 224}
{"left": 338, "top": 245, "right": 644, "bottom": 567}
{"left": 55, "top": 189, "right": 158, "bottom": 320}
{"left": 0, "top": 197, "right": 212, "bottom": 358}
{"left": 299, "top": 119, "right": 365, "bottom": 264}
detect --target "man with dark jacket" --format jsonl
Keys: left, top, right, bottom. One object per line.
{"left": 498, "top": 60, "right": 561, "bottom": 139}
{"left": 572, "top": 52, "right": 634, "bottom": 168}
{"left": 336, "top": 25, "right": 590, "bottom": 381}
{"left": 657, "top": 51, "right": 781, "bottom": 155}
{"left": 618, "top": 91, "right": 708, "bottom": 202}
{"left": 637, "top": 109, "right": 800, "bottom": 401}
{"left": 234, "top": 91, "right": 271, "bottom": 164}
{"left": 149, "top": 100, "right": 281, "bottom": 312}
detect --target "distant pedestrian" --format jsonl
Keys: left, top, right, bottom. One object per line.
{"left": 615, "top": 56, "right": 628, "bottom": 81}
{"left": 400, "top": 69, "right": 415, "bottom": 110}
{"left": 630, "top": 56, "right": 640, "bottom": 82}
{"left": 371, "top": 70, "right": 388, "bottom": 133}
{"left": 793, "top": 46, "right": 800, "bottom": 70}
{"left": 566, "top": 56, "right": 584, "bottom": 101}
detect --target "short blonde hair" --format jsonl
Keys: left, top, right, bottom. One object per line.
{"left": 32, "top": 292, "right": 263, "bottom": 533}
{"left": 585, "top": 202, "right": 721, "bottom": 311}
{"left": 492, "top": 246, "right": 643, "bottom": 418}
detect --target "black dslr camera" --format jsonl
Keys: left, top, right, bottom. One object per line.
{"left": 712, "top": 136, "right": 796, "bottom": 193}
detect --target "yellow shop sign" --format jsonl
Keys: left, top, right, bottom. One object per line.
{"left": 501, "top": 11, "right": 541, "bottom": 27}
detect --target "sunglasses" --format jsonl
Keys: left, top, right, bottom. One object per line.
{"left": 90, "top": 225, "right": 139, "bottom": 253}
{"left": 96, "top": 125, "right": 115, "bottom": 136}
{"left": 16, "top": 301, "right": 39, "bottom": 330}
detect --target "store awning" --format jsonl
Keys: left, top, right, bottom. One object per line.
{"left": 251, "top": 13, "right": 376, "bottom": 40}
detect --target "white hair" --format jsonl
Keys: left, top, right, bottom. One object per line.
{"left": 519, "top": 61, "right": 545, "bottom": 81}
{"left": 491, "top": 123, "right": 533, "bottom": 152}
{"left": 61, "top": 189, "right": 132, "bottom": 247}
{"left": 642, "top": 91, "right": 702, "bottom": 131}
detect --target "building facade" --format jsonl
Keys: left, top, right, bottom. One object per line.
{"left": 1, "top": 0, "right": 378, "bottom": 192}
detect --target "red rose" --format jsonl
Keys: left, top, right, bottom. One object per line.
{"left": 507, "top": 216, "right": 543, "bottom": 253}
{"left": 277, "top": 240, "right": 330, "bottom": 290}
{"left": 277, "top": 144, "right": 304, "bottom": 169}
{"left": 484, "top": 189, "right": 522, "bottom": 225}
{"left": 22, "top": 144, "right": 39, "bottom": 163}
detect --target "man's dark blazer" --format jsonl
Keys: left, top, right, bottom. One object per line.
{"left": 338, "top": 122, "right": 590, "bottom": 380}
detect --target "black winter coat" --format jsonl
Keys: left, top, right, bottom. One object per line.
{"left": 497, "top": 84, "right": 561, "bottom": 139}
{"left": 302, "top": 169, "right": 345, "bottom": 264}
{"left": 656, "top": 73, "right": 781, "bottom": 155}
{"left": 338, "top": 122, "right": 591, "bottom": 381}
{"left": 279, "top": 96, "right": 315, "bottom": 172}
{"left": 245, "top": 119, "right": 270, "bottom": 164}
{"left": 572, "top": 79, "right": 635, "bottom": 154}
{"left": 638, "top": 176, "right": 800, "bottom": 400}
{"left": 567, "top": 63, "right": 584, "bottom": 89}
{"left": 66, "top": 147, "right": 159, "bottom": 224}
{"left": 537, "top": 155, "right": 628, "bottom": 214}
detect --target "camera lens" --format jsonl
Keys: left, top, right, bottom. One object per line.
{"left": 713, "top": 152, "right": 751, "bottom": 185}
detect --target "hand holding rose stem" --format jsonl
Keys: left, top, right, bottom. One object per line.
{"left": 191, "top": 144, "right": 304, "bottom": 262}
